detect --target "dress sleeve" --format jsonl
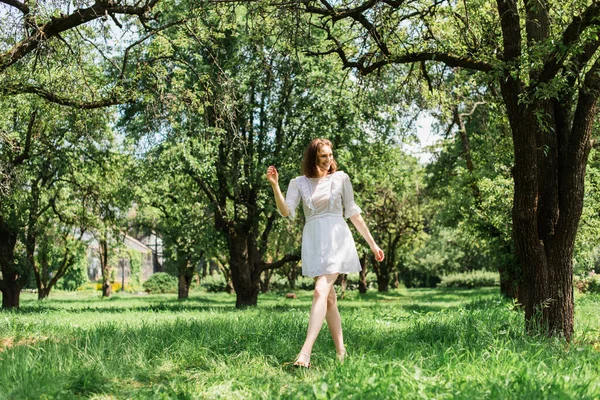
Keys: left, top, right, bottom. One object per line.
{"left": 279, "top": 178, "right": 301, "bottom": 220}
{"left": 342, "top": 173, "right": 362, "bottom": 219}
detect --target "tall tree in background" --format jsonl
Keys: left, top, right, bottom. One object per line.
{"left": 292, "top": 0, "right": 600, "bottom": 339}
{"left": 132, "top": 141, "right": 222, "bottom": 299}
{"left": 346, "top": 143, "right": 423, "bottom": 292}
{"left": 0, "top": 0, "right": 166, "bottom": 307}
{"left": 0, "top": 96, "right": 121, "bottom": 306}
{"left": 423, "top": 86, "right": 519, "bottom": 297}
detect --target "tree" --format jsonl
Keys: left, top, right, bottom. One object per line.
{"left": 347, "top": 143, "right": 423, "bottom": 292}
{"left": 291, "top": 0, "right": 600, "bottom": 339}
{"left": 132, "top": 141, "right": 221, "bottom": 299}
{"left": 0, "top": 94, "right": 121, "bottom": 306}
{"left": 422, "top": 89, "right": 520, "bottom": 297}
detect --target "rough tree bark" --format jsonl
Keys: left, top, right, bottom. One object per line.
{"left": 0, "top": 221, "right": 20, "bottom": 308}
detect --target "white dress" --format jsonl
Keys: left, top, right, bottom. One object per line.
{"left": 281, "top": 171, "right": 362, "bottom": 278}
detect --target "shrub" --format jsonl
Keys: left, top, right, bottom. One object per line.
{"left": 574, "top": 272, "right": 600, "bottom": 294}
{"left": 142, "top": 272, "right": 178, "bottom": 294}
{"left": 201, "top": 274, "right": 229, "bottom": 293}
{"left": 437, "top": 270, "right": 500, "bottom": 289}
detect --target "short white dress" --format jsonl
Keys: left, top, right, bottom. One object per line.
{"left": 281, "top": 171, "right": 362, "bottom": 278}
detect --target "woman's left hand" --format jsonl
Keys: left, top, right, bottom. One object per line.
{"left": 371, "top": 245, "right": 385, "bottom": 262}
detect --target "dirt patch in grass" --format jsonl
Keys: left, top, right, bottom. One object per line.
{"left": 0, "top": 336, "right": 48, "bottom": 352}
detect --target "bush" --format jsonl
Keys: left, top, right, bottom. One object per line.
{"left": 437, "top": 270, "right": 500, "bottom": 289}
{"left": 574, "top": 272, "right": 600, "bottom": 294}
{"left": 142, "top": 272, "right": 178, "bottom": 294}
{"left": 201, "top": 274, "right": 229, "bottom": 293}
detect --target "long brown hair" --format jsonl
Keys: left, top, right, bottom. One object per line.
{"left": 301, "top": 138, "right": 338, "bottom": 178}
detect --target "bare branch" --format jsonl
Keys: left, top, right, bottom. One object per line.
{"left": 459, "top": 101, "right": 486, "bottom": 119}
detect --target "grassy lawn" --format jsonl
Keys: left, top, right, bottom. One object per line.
{"left": 0, "top": 287, "right": 599, "bottom": 399}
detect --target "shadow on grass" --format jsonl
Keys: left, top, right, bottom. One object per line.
{"left": 7, "top": 288, "right": 504, "bottom": 316}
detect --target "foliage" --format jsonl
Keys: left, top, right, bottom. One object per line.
{"left": 142, "top": 272, "right": 178, "bottom": 294}
{"left": 201, "top": 274, "right": 229, "bottom": 293}
{"left": 438, "top": 270, "right": 501, "bottom": 289}
{"left": 574, "top": 272, "right": 600, "bottom": 294}
{"left": 54, "top": 246, "right": 88, "bottom": 292}
{"left": 1, "top": 289, "right": 600, "bottom": 397}
{"left": 342, "top": 142, "right": 424, "bottom": 291}
{"left": 574, "top": 146, "right": 600, "bottom": 275}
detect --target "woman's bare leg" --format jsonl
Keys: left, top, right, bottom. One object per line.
{"left": 296, "top": 273, "right": 339, "bottom": 365}
{"left": 325, "top": 285, "right": 346, "bottom": 358}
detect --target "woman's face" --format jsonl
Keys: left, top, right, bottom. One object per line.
{"left": 316, "top": 145, "right": 333, "bottom": 171}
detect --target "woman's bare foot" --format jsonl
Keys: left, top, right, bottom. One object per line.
{"left": 336, "top": 348, "right": 347, "bottom": 363}
{"left": 293, "top": 351, "right": 311, "bottom": 368}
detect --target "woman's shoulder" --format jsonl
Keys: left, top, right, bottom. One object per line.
{"left": 333, "top": 170, "right": 349, "bottom": 180}
{"left": 288, "top": 175, "right": 308, "bottom": 186}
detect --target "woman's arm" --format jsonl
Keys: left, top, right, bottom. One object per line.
{"left": 350, "top": 213, "right": 385, "bottom": 262}
{"left": 266, "top": 165, "right": 291, "bottom": 217}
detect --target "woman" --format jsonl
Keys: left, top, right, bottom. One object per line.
{"left": 266, "top": 138, "right": 384, "bottom": 368}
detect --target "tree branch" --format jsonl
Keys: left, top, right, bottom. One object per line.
{"left": 10, "top": 109, "right": 36, "bottom": 166}
{"left": 0, "top": 0, "right": 29, "bottom": 14}
{"left": 260, "top": 253, "right": 301, "bottom": 271}
{"left": 0, "top": 84, "right": 128, "bottom": 109}
{"left": 0, "top": 0, "right": 159, "bottom": 72}
{"left": 535, "top": 2, "right": 600, "bottom": 85}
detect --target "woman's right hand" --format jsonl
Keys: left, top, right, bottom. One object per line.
{"left": 371, "top": 244, "right": 385, "bottom": 262}
{"left": 266, "top": 165, "right": 279, "bottom": 186}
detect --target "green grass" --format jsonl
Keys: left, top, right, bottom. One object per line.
{"left": 1, "top": 288, "right": 599, "bottom": 399}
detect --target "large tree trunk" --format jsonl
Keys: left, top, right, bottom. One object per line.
{"left": 1, "top": 275, "right": 21, "bottom": 308}
{"left": 38, "top": 288, "right": 50, "bottom": 300}
{"left": 226, "top": 229, "right": 260, "bottom": 308}
{"left": 0, "top": 221, "right": 20, "bottom": 308}
{"left": 494, "top": 0, "right": 598, "bottom": 340}
{"left": 501, "top": 95, "right": 592, "bottom": 340}
{"left": 178, "top": 273, "right": 191, "bottom": 299}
